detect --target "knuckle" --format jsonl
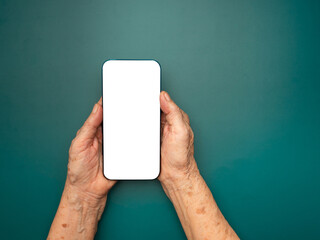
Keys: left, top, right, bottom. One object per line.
{"left": 68, "top": 173, "right": 77, "bottom": 184}
{"left": 70, "top": 138, "right": 76, "bottom": 147}
{"left": 179, "top": 109, "right": 190, "bottom": 123}
{"left": 69, "top": 138, "right": 77, "bottom": 155}
{"left": 178, "top": 124, "right": 194, "bottom": 142}
{"left": 84, "top": 118, "right": 95, "bottom": 127}
{"left": 179, "top": 125, "right": 189, "bottom": 137}
{"left": 68, "top": 146, "right": 73, "bottom": 156}
{"left": 189, "top": 129, "right": 194, "bottom": 143}
{"left": 184, "top": 114, "right": 190, "bottom": 122}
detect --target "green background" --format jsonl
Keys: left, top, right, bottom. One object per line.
{"left": 0, "top": 0, "right": 319, "bottom": 239}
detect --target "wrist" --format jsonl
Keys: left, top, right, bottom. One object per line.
{"left": 63, "top": 182, "right": 107, "bottom": 210}
{"left": 160, "top": 157, "right": 201, "bottom": 194}
{"left": 49, "top": 183, "right": 106, "bottom": 238}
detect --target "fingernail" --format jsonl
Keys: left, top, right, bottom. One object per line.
{"left": 92, "top": 104, "right": 99, "bottom": 114}
{"left": 164, "top": 92, "right": 171, "bottom": 101}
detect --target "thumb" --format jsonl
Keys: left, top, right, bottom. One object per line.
{"left": 160, "top": 91, "right": 184, "bottom": 126}
{"left": 78, "top": 98, "right": 103, "bottom": 139}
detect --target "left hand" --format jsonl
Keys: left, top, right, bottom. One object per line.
{"left": 66, "top": 98, "right": 116, "bottom": 203}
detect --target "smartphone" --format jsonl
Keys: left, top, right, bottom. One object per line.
{"left": 102, "top": 60, "right": 161, "bottom": 180}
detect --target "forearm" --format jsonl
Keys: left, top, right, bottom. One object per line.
{"left": 48, "top": 184, "right": 106, "bottom": 240}
{"left": 161, "top": 160, "right": 239, "bottom": 240}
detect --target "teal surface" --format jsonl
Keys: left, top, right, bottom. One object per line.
{"left": 1, "top": 0, "right": 319, "bottom": 239}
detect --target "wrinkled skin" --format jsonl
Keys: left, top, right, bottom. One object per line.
{"left": 66, "top": 92, "right": 196, "bottom": 199}
{"left": 158, "top": 91, "right": 197, "bottom": 188}
{"left": 49, "top": 92, "right": 239, "bottom": 240}
{"left": 67, "top": 98, "right": 116, "bottom": 201}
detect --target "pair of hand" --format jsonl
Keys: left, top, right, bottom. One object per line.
{"left": 50, "top": 91, "right": 239, "bottom": 240}
{"left": 66, "top": 91, "right": 197, "bottom": 205}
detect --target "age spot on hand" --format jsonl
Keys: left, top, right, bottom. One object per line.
{"left": 62, "top": 223, "right": 68, "bottom": 228}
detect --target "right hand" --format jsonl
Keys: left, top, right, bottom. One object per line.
{"left": 158, "top": 91, "right": 199, "bottom": 190}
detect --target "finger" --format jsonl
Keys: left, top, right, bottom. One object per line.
{"left": 78, "top": 98, "right": 103, "bottom": 139}
{"left": 93, "top": 136, "right": 99, "bottom": 151}
{"left": 160, "top": 112, "right": 166, "bottom": 143}
{"left": 97, "top": 97, "right": 102, "bottom": 105}
{"left": 161, "top": 112, "right": 166, "bottom": 131}
{"left": 180, "top": 110, "right": 190, "bottom": 124}
{"left": 96, "top": 126, "right": 103, "bottom": 143}
{"left": 160, "top": 91, "right": 184, "bottom": 126}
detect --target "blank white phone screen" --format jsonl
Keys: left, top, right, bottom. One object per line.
{"left": 102, "top": 60, "right": 160, "bottom": 180}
